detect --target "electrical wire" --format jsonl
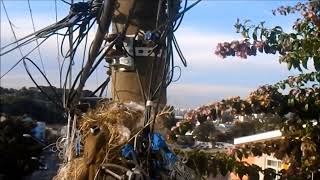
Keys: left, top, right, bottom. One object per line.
{"left": 0, "top": 37, "right": 49, "bottom": 79}
{"left": 55, "top": 0, "right": 62, "bottom": 88}
{"left": 60, "top": 0, "right": 71, "bottom": 5}
{"left": 1, "top": 0, "right": 104, "bottom": 110}
{"left": 61, "top": 19, "right": 96, "bottom": 102}
{"left": 0, "top": 17, "right": 69, "bottom": 56}
{"left": 60, "top": 18, "right": 96, "bottom": 97}
{"left": 1, "top": 0, "right": 62, "bottom": 109}
{"left": 27, "top": 0, "right": 47, "bottom": 76}
{"left": 1, "top": 1, "right": 98, "bottom": 57}
{"left": 173, "top": 0, "right": 187, "bottom": 32}
{"left": 1, "top": 0, "right": 23, "bottom": 57}
{"left": 22, "top": 58, "right": 63, "bottom": 109}
{"left": 67, "top": 38, "right": 118, "bottom": 105}
{"left": 90, "top": 76, "right": 110, "bottom": 97}
{"left": 173, "top": 34, "right": 187, "bottom": 67}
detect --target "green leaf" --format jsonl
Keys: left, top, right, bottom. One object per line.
{"left": 314, "top": 56, "right": 320, "bottom": 71}
{"left": 316, "top": 73, "right": 320, "bottom": 82}
{"left": 273, "top": 26, "right": 283, "bottom": 32}
{"left": 260, "top": 28, "right": 266, "bottom": 40}
{"left": 253, "top": 27, "right": 259, "bottom": 41}
{"left": 218, "top": 160, "right": 228, "bottom": 176}
{"left": 287, "top": 62, "right": 293, "bottom": 70}
{"left": 244, "top": 19, "right": 251, "bottom": 25}
{"left": 290, "top": 33, "right": 297, "bottom": 39}
{"left": 234, "top": 18, "right": 241, "bottom": 33}
{"left": 288, "top": 98, "right": 295, "bottom": 106}
{"left": 236, "top": 149, "right": 243, "bottom": 160}
{"left": 302, "top": 58, "right": 308, "bottom": 69}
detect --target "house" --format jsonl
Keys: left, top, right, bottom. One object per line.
{"left": 231, "top": 130, "right": 288, "bottom": 180}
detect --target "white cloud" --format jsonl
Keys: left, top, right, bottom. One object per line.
{"left": 1, "top": 8, "right": 302, "bottom": 108}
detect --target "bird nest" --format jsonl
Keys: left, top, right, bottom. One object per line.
{"left": 79, "top": 101, "right": 144, "bottom": 145}
{"left": 54, "top": 101, "right": 145, "bottom": 180}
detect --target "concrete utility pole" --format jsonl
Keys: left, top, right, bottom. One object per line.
{"left": 75, "top": 0, "right": 167, "bottom": 107}
{"left": 110, "top": 0, "right": 167, "bottom": 106}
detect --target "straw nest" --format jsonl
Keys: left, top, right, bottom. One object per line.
{"left": 79, "top": 101, "right": 144, "bottom": 145}
{"left": 53, "top": 157, "right": 88, "bottom": 180}
{"left": 54, "top": 101, "right": 145, "bottom": 180}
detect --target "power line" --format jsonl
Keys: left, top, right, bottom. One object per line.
{"left": 27, "top": 0, "right": 46, "bottom": 76}
{"left": 1, "top": 0, "right": 25, "bottom": 79}
{"left": 1, "top": 0, "right": 23, "bottom": 57}
{"left": 0, "top": 37, "right": 49, "bottom": 79}
{"left": 55, "top": 0, "right": 62, "bottom": 88}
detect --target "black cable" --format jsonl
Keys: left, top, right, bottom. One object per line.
{"left": 22, "top": 58, "right": 64, "bottom": 110}
{"left": 27, "top": 0, "right": 47, "bottom": 76}
{"left": 132, "top": 32, "right": 148, "bottom": 103}
{"left": 171, "top": 66, "right": 182, "bottom": 82}
{"left": 166, "top": 42, "right": 175, "bottom": 87}
{"left": 1, "top": 0, "right": 24, "bottom": 57}
{"left": 89, "top": 77, "right": 110, "bottom": 97}
{"left": 151, "top": 47, "right": 166, "bottom": 98}
{"left": 173, "top": 0, "right": 187, "bottom": 32}
{"left": 2, "top": 1, "right": 62, "bottom": 107}
{"left": 66, "top": 68, "right": 83, "bottom": 106}
{"left": 0, "top": 36, "right": 40, "bottom": 56}
{"left": 0, "top": 37, "right": 50, "bottom": 79}
{"left": 81, "top": 22, "right": 90, "bottom": 71}
{"left": 60, "top": 0, "right": 71, "bottom": 5}
{"left": 67, "top": 37, "right": 118, "bottom": 105}
{"left": 173, "top": 34, "right": 187, "bottom": 67}
{"left": 55, "top": 0, "right": 62, "bottom": 88}
{"left": 61, "top": 19, "right": 96, "bottom": 96}
{"left": 60, "top": 15, "right": 95, "bottom": 59}
{"left": 1, "top": 1, "right": 50, "bottom": 79}
{"left": 0, "top": 15, "right": 74, "bottom": 56}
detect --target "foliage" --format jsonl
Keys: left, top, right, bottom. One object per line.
{"left": 0, "top": 86, "right": 96, "bottom": 124}
{"left": 214, "top": 1, "right": 320, "bottom": 71}
{"left": 173, "top": 148, "right": 278, "bottom": 180}
{"left": 0, "top": 116, "right": 43, "bottom": 179}
{"left": 169, "top": 71, "right": 320, "bottom": 179}
{"left": 170, "top": 1, "right": 320, "bottom": 178}
{"left": 193, "top": 121, "right": 216, "bottom": 142}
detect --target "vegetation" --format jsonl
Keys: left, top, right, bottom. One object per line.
{"left": 0, "top": 116, "right": 42, "bottom": 179}
{"left": 170, "top": 1, "right": 320, "bottom": 179}
{"left": 0, "top": 86, "right": 95, "bottom": 124}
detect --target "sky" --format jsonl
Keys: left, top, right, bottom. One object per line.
{"left": 0, "top": 0, "right": 310, "bottom": 108}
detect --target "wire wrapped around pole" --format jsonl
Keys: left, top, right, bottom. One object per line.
{"left": 74, "top": 0, "right": 115, "bottom": 104}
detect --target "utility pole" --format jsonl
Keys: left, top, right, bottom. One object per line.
{"left": 75, "top": 0, "right": 167, "bottom": 107}
{"left": 109, "top": 0, "right": 166, "bottom": 106}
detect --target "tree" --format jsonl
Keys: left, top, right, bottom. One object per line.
{"left": 171, "top": 1, "right": 320, "bottom": 179}
{"left": 0, "top": 116, "right": 43, "bottom": 179}
{"left": 193, "top": 121, "right": 216, "bottom": 142}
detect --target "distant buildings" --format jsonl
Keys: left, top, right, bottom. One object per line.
{"left": 231, "top": 130, "right": 287, "bottom": 180}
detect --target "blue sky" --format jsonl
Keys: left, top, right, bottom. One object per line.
{"left": 0, "top": 0, "right": 309, "bottom": 107}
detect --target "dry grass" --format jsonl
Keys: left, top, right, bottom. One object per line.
{"left": 53, "top": 158, "right": 88, "bottom": 180}
{"left": 55, "top": 101, "right": 144, "bottom": 179}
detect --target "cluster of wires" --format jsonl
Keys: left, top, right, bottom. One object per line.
{"left": 0, "top": 0, "right": 104, "bottom": 110}
{"left": 104, "top": 0, "right": 201, "bottom": 175}
{"left": 147, "top": 0, "right": 201, "bottom": 109}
